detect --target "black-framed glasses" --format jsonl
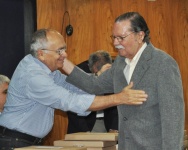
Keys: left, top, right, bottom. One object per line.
{"left": 110, "top": 31, "right": 135, "bottom": 42}
{"left": 41, "top": 47, "right": 66, "bottom": 55}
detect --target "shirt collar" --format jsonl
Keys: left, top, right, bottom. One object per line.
{"left": 32, "top": 55, "right": 52, "bottom": 75}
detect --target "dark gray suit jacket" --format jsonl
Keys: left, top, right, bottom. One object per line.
{"left": 66, "top": 43, "right": 184, "bottom": 150}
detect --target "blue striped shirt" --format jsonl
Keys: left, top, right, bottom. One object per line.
{"left": 0, "top": 54, "right": 95, "bottom": 138}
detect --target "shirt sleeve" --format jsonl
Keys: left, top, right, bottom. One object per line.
{"left": 26, "top": 70, "right": 95, "bottom": 116}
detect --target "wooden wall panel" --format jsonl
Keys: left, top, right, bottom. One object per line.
{"left": 37, "top": 0, "right": 188, "bottom": 145}
{"left": 43, "top": 110, "right": 68, "bottom": 145}
{"left": 64, "top": 0, "right": 117, "bottom": 62}
{"left": 37, "top": 0, "right": 66, "bottom": 31}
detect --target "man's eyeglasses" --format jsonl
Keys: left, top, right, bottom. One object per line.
{"left": 41, "top": 47, "right": 66, "bottom": 55}
{"left": 110, "top": 31, "right": 135, "bottom": 42}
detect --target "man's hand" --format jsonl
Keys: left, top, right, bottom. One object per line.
{"left": 89, "top": 82, "right": 148, "bottom": 111}
{"left": 118, "top": 82, "right": 148, "bottom": 105}
{"left": 97, "top": 63, "right": 112, "bottom": 76}
{"left": 62, "top": 58, "right": 75, "bottom": 75}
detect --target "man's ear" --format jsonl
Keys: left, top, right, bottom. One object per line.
{"left": 37, "top": 50, "right": 45, "bottom": 61}
{"left": 138, "top": 31, "right": 145, "bottom": 43}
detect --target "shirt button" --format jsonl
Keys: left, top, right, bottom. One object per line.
{"left": 123, "top": 117, "right": 128, "bottom": 121}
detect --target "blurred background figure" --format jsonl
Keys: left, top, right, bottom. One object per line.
{"left": 0, "top": 75, "right": 10, "bottom": 113}
{"left": 67, "top": 50, "right": 118, "bottom": 133}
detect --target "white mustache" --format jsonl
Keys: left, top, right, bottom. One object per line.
{"left": 115, "top": 45, "right": 125, "bottom": 49}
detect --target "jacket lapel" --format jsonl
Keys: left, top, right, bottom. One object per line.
{"left": 130, "top": 44, "right": 153, "bottom": 88}
{"left": 113, "top": 56, "right": 128, "bottom": 93}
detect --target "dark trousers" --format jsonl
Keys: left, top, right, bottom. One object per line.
{"left": 0, "top": 135, "right": 42, "bottom": 150}
{"left": 0, "top": 126, "right": 43, "bottom": 150}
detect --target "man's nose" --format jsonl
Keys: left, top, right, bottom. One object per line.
{"left": 61, "top": 50, "right": 67, "bottom": 57}
{"left": 113, "top": 38, "right": 121, "bottom": 46}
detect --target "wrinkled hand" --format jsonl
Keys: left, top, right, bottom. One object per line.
{"left": 118, "top": 82, "right": 148, "bottom": 105}
{"left": 97, "top": 63, "right": 112, "bottom": 76}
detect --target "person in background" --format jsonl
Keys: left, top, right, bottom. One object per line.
{"left": 67, "top": 50, "right": 118, "bottom": 134}
{"left": 0, "top": 28, "right": 147, "bottom": 149}
{"left": 62, "top": 12, "right": 184, "bottom": 150}
{"left": 0, "top": 75, "right": 10, "bottom": 113}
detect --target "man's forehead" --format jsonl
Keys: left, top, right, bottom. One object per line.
{"left": 0, "top": 82, "right": 8, "bottom": 90}
{"left": 113, "top": 21, "right": 131, "bottom": 34}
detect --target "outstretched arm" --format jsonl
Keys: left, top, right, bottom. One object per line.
{"left": 88, "top": 82, "right": 148, "bottom": 111}
{"left": 62, "top": 58, "right": 148, "bottom": 111}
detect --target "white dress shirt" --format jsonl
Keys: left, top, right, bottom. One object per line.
{"left": 124, "top": 42, "right": 147, "bottom": 83}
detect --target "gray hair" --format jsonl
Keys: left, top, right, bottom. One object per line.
{"left": 30, "top": 29, "right": 51, "bottom": 57}
{"left": 0, "top": 75, "right": 10, "bottom": 86}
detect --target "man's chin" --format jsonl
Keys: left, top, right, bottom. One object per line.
{"left": 58, "top": 65, "right": 63, "bottom": 69}
{"left": 118, "top": 51, "right": 126, "bottom": 57}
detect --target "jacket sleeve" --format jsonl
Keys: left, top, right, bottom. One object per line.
{"left": 158, "top": 56, "right": 184, "bottom": 149}
{"left": 66, "top": 66, "right": 114, "bottom": 94}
